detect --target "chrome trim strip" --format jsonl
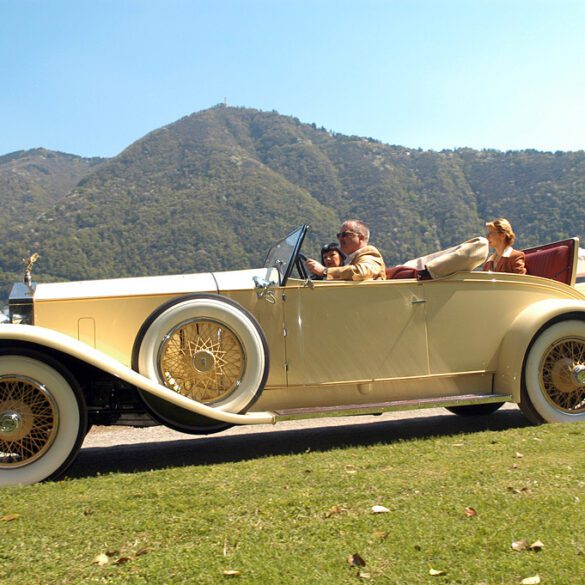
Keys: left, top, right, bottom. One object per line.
{"left": 285, "top": 370, "right": 492, "bottom": 389}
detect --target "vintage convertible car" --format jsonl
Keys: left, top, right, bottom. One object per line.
{"left": 1, "top": 225, "right": 585, "bottom": 486}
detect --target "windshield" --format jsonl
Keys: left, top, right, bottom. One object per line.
{"left": 263, "top": 225, "right": 308, "bottom": 285}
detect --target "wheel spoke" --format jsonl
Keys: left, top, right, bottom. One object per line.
{"left": 0, "top": 375, "right": 58, "bottom": 468}
{"left": 540, "top": 336, "right": 585, "bottom": 414}
{"left": 159, "top": 319, "right": 246, "bottom": 404}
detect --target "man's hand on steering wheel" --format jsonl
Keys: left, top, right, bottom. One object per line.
{"left": 306, "top": 257, "right": 326, "bottom": 277}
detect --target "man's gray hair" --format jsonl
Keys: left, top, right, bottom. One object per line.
{"left": 347, "top": 219, "right": 370, "bottom": 243}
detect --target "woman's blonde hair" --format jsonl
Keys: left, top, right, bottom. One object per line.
{"left": 486, "top": 218, "right": 516, "bottom": 246}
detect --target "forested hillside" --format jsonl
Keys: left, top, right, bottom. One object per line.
{"left": 1, "top": 106, "right": 584, "bottom": 301}
{"left": 0, "top": 148, "right": 104, "bottom": 229}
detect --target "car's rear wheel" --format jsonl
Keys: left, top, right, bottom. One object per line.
{"left": 0, "top": 353, "right": 86, "bottom": 486}
{"left": 521, "top": 319, "right": 585, "bottom": 424}
{"left": 446, "top": 402, "right": 505, "bottom": 416}
{"left": 135, "top": 294, "right": 269, "bottom": 434}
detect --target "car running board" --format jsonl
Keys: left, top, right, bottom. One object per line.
{"left": 272, "top": 393, "right": 512, "bottom": 422}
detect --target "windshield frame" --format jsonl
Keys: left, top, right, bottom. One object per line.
{"left": 263, "top": 225, "right": 309, "bottom": 286}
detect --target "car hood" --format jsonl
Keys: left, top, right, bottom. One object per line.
{"left": 33, "top": 267, "right": 279, "bottom": 302}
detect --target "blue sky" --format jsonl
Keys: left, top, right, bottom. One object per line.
{"left": 1, "top": 0, "right": 584, "bottom": 158}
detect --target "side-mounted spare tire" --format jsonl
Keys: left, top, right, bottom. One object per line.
{"left": 521, "top": 318, "right": 585, "bottom": 424}
{"left": 134, "top": 294, "right": 270, "bottom": 434}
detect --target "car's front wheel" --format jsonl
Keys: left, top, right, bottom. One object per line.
{"left": 521, "top": 319, "right": 585, "bottom": 424}
{"left": 0, "top": 353, "right": 87, "bottom": 486}
{"left": 135, "top": 294, "right": 269, "bottom": 434}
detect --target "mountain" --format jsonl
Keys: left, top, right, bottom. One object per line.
{"left": 0, "top": 106, "right": 584, "bottom": 301}
{"left": 0, "top": 148, "right": 105, "bottom": 227}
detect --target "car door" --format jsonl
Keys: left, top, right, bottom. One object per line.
{"left": 282, "top": 279, "right": 429, "bottom": 387}
{"left": 422, "top": 272, "right": 564, "bottom": 376}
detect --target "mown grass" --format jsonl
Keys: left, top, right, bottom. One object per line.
{"left": 2, "top": 422, "right": 585, "bottom": 584}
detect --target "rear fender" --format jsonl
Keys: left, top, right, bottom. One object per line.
{"left": 0, "top": 324, "right": 275, "bottom": 425}
{"left": 495, "top": 300, "right": 585, "bottom": 401}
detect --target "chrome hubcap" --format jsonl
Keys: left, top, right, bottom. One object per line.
{"left": 0, "top": 411, "right": 21, "bottom": 435}
{"left": 192, "top": 350, "right": 215, "bottom": 373}
{"left": 573, "top": 365, "right": 585, "bottom": 387}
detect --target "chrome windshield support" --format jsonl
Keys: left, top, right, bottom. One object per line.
{"left": 253, "top": 276, "right": 277, "bottom": 304}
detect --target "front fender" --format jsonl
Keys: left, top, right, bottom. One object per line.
{"left": 494, "top": 299, "right": 585, "bottom": 401}
{"left": 0, "top": 324, "right": 275, "bottom": 425}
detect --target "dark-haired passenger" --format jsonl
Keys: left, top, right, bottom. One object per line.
{"left": 311, "top": 242, "right": 346, "bottom": 280}
{"left": 321, "top": 242, "right": 345, "bottom": 269}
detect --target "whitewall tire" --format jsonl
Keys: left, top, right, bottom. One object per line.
{"left": 521, "top": 319, "right": 585, "bottom": 424}
{"left": 0, "top": 354, "right": 86, "bottom": 486}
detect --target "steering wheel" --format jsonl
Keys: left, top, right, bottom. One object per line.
{"left": 296, "top": 253, "right": 310, "bottom": 280}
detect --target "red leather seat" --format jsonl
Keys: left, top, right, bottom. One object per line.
{"left": 524, "top": 239, "right": 576, "bottom": 285}
{"left": 386, "top": 265, "right": 419, "bottom": 279}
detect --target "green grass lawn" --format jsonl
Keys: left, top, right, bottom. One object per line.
{"left": 2, "top": 421, "right": 585, "bottom": 584}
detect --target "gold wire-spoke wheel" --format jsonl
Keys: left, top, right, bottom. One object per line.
{"left": 539, "top": 336, "right": 585, "bottom": 414}
{"left": 0, "top": 375, "right": 59, "bottom": 468}
{"left": 158, "top": 319, "right": 246, "bottom": 404}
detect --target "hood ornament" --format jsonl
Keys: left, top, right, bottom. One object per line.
{"left": 23, "top": 253, "right": 40, "bottom": 287}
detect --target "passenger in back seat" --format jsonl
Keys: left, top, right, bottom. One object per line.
{"left": 483, "top": 218, "right": 526, "bottom": 274}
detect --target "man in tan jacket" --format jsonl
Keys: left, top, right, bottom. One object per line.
{"left": 307, "top": 219, "right": 386, "bottom": 281}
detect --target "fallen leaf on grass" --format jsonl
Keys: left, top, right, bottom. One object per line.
{"left": 223, "top": 569, "right": 241, "bottom": 577}
{"left": 372, "top": 530, "right": 387, "bottom": 540}
{"left": 347, "top": 553, "right": 366, "bottom": 568}
{"left": 371, "top": 505, "right": 389, "bottom": 514}
{"left": 92, "top": 553, "right": 109, "bottom": 566}
{"left": 113, "top": 557, "right": 132, "bottom": 565}
{"left": 0, "top": 513, "right": 20, "bottom": 522}
{"left": 464, "top": 506, "right": 477, "bottom": 517}
{"left": 358, "top": 570, "right": 371, "bottom": 579}
{"left": 429, "top": 567, "right": 446, "bottom": 576}
{"left": 512, "top": 539, "right": 544, "bottom": 553}
{"left": 135, "top": 548, "right": 152, "bottom": 557}
{"left": 521, "top": 575, "right": 541, "bottom": 584}
{"left": 507, "top": 486, "right": 531, "bottom": 495}
{"left": 325, "top": 505, "right": 347, "bottom": 518}
{"left": 512, "top": 539, "right": 528, "bottom": 552}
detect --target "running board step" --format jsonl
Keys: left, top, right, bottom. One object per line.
{"left": 272, "top": 393, "right": 512, "bottom": 422}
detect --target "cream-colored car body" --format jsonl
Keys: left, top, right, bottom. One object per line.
{"left": 25, "top": 263, "right": 585, "bottom": 412}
